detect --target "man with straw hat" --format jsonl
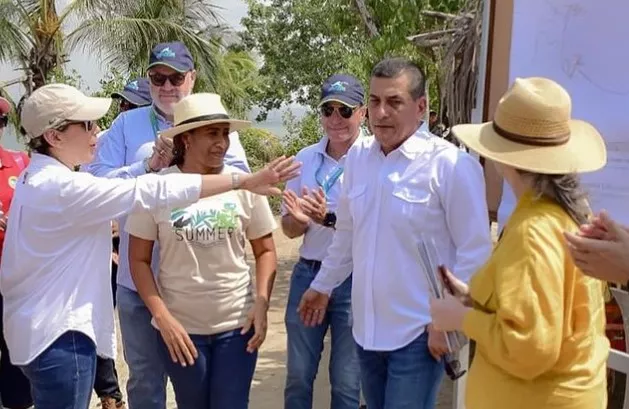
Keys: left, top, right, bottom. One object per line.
{"left": 86, "top": 41, "right": 251, "bottom": 409}
{"left": 430, "top": 77, "right": 608, "bottom": 409}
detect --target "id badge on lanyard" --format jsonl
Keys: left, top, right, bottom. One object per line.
{"left": 315, "top": 154, "right": 344, "bottom": 195}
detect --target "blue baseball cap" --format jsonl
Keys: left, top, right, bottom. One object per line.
{"left": 111, "top": 78, "right": 152, "bottom": 107}
{"left": 147, "top": 41, "right": 194, "bottom": 73}
{"left": 319, "top": 74, "right": 365, "bottom": 107}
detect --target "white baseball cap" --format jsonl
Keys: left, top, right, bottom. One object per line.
{"left": 21, "top": 84, "right": 112, "bottom": 140}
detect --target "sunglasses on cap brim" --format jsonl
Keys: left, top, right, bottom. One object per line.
{"left": 320, "top": 104, "right": 357, "bottom": 119}
{"left": 148, "top": 71, "right": 187, "bottom": 87}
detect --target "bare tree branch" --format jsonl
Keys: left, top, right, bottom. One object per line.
{"left": 354, "top": 0, "right": 379, "bottom": 38}
{"left": 0, "top": 76, "right": 28, "bottom": 88}
{"left": 421, "top": 10, "right": 474, "bottom": 21}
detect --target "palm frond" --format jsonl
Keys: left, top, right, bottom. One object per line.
{"left": 0, "top": 0, "right": 34, "bottom": 63}
{"left": 66, "top": 16, "right": 221, "bottom": 78}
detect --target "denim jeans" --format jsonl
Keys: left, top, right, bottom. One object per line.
{"left": 93, "top": 258, "right": 123, "bottom": 402}
{"left": 117, "top": 285, "right": 167, "bottom": 409}
{"left": 93, "top": 356, "right": 123, "bottom": 401}
{"left": 20, "top": 331, "right": 97, "bottom": 409}
{"left": 158, "top": 328, "right": 257, "bottom": 409}
{"left": 284, "top": 258, "right": 361, "bottom": 409}
{"left": 357, "top": 332, "right": 444, "bottom": 409}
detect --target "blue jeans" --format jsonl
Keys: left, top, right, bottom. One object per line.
{"left": 117, "top": 285, "right": 167, "bottom": 409}
{"left": 357, "top": 332, "right": 444, "bottom": 409}
{"left": 20, "top": 331, "right": 96, "bottom": 409}
{"left": 284, "top": 258, "right": 360, "bottom": 409}
{"left": 158, "top": 328, "right": 258, "bottom": 409}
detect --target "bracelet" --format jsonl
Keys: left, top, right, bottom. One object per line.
{"left": 231, "top": 172, "right": 241, "bottom": 190}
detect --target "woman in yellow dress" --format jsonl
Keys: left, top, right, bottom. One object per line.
{"left": 429, "top": 77, "right": 609, "bottom": 409}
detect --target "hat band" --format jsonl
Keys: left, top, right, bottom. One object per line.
{"left": 177, "top": 113, "right": 230, "bottom": 126}
{"left": 492, "top": 122, "right": 570, "bottom": 147}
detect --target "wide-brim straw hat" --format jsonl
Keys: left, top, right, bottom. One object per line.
{"left": 452, "top": 77, "right": 606, "bottom": 174}
{"left": 160, "top": 93, "right": 250, "bottom": 139}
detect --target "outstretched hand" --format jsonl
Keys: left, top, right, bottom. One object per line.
{"left": 243, "top": 156, "right": 301, "bottom": 196}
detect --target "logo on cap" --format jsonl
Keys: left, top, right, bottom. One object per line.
{"left": 157, "top": 47, "right": 176, "bottom": 59}
{"left": 128, "top": 81, "right": 139, "bottom": 90}
{"left": 328, "top": 81, "right": 348, "bottom": 92}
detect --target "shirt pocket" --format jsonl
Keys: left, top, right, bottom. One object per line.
{"left": 347, "top": 184, "right": 368, "bottom": 225}
{"left": 391, "top": 186, "right": 431, "bottom": 230}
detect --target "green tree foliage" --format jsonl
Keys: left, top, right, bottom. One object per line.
{"left": 239, "top": 127, "right": 284, "bottom": 171}
{"left": 239, "top": 127, "right": 285, "bottom": 213}
{"left": 282, "top": 111, "right": 321, "bottom": 158}
{"left": 91, "top": 70, "right": 128, "bottom": 130}
{"left": 242, "top": 0, "right": 465, "bottom": 118}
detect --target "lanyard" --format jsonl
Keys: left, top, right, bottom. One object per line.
{"left": 314, "top": 153, "right": 344, "bottom": 195}
{"left": 149, "top": 109, "right": 160, "bottom": 140}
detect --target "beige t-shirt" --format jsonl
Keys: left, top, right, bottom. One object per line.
{"left": 125, "top": 165, "right": 277, "bottom": 335}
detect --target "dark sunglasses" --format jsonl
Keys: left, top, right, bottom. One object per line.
{"left": 0, "top": 116, "right": 8, "bottom": 128}
{"left": 148, "top": 72, "right": 187, "bottom": 87}
{"left": 320, "top": 104, "right": 356, "bottom": 119}
{"left": 119, "top": 100, "right": 138, "bottom": 112}
{"left": 56, "top": 120, "right": 96, "bottom": 133}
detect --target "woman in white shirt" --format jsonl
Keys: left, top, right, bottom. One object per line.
{"left": 126, "top": 93, "right": 278, "bottom": 409}
{"left": 0, "top": 84, "right": 299, "bottom": 409}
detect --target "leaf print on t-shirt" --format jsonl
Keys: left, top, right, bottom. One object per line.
{"left": 169, "top": 202, "right": 240, "bottom": 247}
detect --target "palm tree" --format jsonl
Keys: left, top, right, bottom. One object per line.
{"left": 0, "top": 0, "right": 224, "bottom": 94}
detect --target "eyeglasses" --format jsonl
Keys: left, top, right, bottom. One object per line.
{"left": 148, "top": 72, "right": 187, "bottom": 87}
{"left": 56, "top": 120, "right": 96, "bottom": 133}
{"left": 320, "top": 104, "right": 356, "bottom": 119}
{"left": 0, "top": 116, "right": 8, "bottom": 128}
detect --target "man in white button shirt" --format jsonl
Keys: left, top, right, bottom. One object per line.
{"left": 281, "top": 74, "right": 365, "bottom": 409}
{"left": 298, "top": 58, "right": 492, "bottom": 409}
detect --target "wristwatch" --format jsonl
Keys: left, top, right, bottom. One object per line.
{"left": 322, "top": 212, "right": 337, "bottom": 229}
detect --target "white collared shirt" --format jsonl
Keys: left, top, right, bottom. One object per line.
{"left": 0, "top": 154, "right": 202, "bottom": 365}
{"left": 283, "top": 133, "right": 363, "bottom": 261}
{"left": 310, "top": 124, "right": 492, "bottom": 351}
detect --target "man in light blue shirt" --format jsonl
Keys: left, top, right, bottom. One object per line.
{"left": 87, "top": 41, "right": 250, "bottom": 409}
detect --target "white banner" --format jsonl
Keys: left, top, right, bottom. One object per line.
{"left": 500, "top": 0, "right": 629, "bottom": 225}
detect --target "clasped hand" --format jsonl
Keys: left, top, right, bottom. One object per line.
{"left": 564, "top": 210, "right": 629, "bottom": 282}
{"left": 282, "top": 186, "right": 328, "bottom": 225}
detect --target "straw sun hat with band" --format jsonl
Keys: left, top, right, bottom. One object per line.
{"left": 160, "top": 93, "right": 250, "bottom": 140}
{"left": 452, "top": 77, "right": 606, "bottom": 175}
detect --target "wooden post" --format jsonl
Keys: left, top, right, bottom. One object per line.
{"left": 454, "top": 1, "right": 514, "bottom": 408}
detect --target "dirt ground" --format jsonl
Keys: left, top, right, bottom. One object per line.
{"left": 90, "top": 224, "right": 455, "bottom": 409}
